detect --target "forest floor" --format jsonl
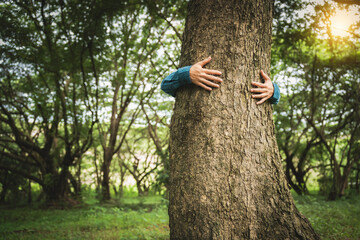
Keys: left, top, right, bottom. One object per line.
{"left": 0, "top": 192, "right": 359, "bottom": 240}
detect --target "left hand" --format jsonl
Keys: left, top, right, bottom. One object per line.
{"left": 250, "top": 70, "right": 274, "bottom": 105}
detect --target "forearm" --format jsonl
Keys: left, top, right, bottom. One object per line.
{"left": 161, "top": 65, "right": 281, "bottom": 105}
{"left": 161, "top": 66, "right": 192, "bottom": 97}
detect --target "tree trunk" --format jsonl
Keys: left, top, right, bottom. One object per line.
{"left": 43, "top": 175, "right": 67, "bottom": 203}
{"left": 94, "top": 146, "right": 101, "bottom": 194}
{"left": 119, "top": 163, "right": 126, "bottom": 198}
{"left": 168, "top": 1, "right": 320, "bottom": 239}
{"left": 355, "top": 163, "right": 360, "bottom": 193}
{"left": 112, "top": 184, "right": 118, "bottom": 196}
{"left": 75, "top": 157, "right": 82, "bottom": 198}
{"left": 28, "top": 179, "right": 32, "bottom": 204}
{"left": 284, "top": 155, "right": 304, "bottom": 195}
{"left": 0, "top": 184, "right": 7, "bottom": 203}
{"left": 0, "top": 171, "right": 9, "bottom": 203}
{"left": 101, "top": 153, "right": 111, "bottom": 201}
{"left": 136, "top": 180, "right": 144, "bottom": 196}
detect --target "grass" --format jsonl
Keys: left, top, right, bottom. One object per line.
{"left": 0, "top": 193, "right": 359, "bottom": 240}
{"left": 293, "top": 192, "right": 360, "bottom": 240}
{"left": 0, "top": 196, "right": 169, "bottom": 240}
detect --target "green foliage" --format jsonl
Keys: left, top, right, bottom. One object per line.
{"left": 0, "top": 0, "right": 184, "bottom": 202}
{"left": 0, "top": 0, "right": 119, "bottom": 201}
{"left": 272, "top": 0, "right": 360, "bottom": 198}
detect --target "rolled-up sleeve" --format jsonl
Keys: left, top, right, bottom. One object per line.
{"left": 269, "top": 83, "right": 280, "bottom": 105}
{"left": 161, "top": 66, "right": 192, "bottom": 97}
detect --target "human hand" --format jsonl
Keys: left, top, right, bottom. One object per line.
{"left": 250, "top": 70, "right": 274, "bottom": 105}
{"left": 189, "top": 57, "right": 223, "bottom": 91}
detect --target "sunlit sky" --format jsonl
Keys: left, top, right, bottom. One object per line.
{"left": 298, "top": 0, "right": 360, "bottom": 38}
{"left": 274, "top": 2, "right": 360, "bottom": 96}
{"left": 330, "top": 8, "right": 359, "bottom": 37}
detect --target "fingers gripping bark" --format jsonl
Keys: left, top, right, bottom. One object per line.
{"left": 250, "top": 70, "right": 274, "bottom": 105}
{"left": 190, "top": 56, "right": 223, "bottom": 91}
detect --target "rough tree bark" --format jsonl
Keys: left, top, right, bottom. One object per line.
{"left": 168, "top": 1, "right": 320, "bottom": 239}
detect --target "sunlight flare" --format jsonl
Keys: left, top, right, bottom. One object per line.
{"left": 329, "top": 9, "right": 358, "bottom": 37}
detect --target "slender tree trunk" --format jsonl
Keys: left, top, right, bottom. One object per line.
{"left": 136, "top": 180, "right": 144, "bottom": 196}
{"left": 355, "top": 163, "right": 360, "bottom": 193}
{"left": 28, "top": 179, "right": 32, "bottom": 204}
{"left": 0, "top": 184, "right": 7, "bottom": 203}
{"left": 101, "top": 150, "right": 112, "bottom": 200}
{"left": 328, "top": 156, "right": 342, "bottom": 200}
{"left": 0, "top": 171, "right": 9, "bottom": 203}
{"left": 285, "top": 155, "right": 303, "bottom": 195}
{"left": 112, "top": 184, "right": 118, "bottom": 196}
{"left": 94, "top": 146, "right": 101, "bottom": 194}
{"left": 75, "top": 158, "right": 82, "bottom": 198}
{"left": 101, "top": 166, "right": 111, "bottom": 200}
{"left": 169, "top": 1, "right": 320, "bottom": 239}
{"left": 119, "top": 162, "right": 126, "bottom": 198}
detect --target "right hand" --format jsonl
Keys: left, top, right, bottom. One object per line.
{"left": 250, "top": 70, "right": 274, "bottom": 105}
{"left": 189, "top": 57, "right": 223, "bottom": 91}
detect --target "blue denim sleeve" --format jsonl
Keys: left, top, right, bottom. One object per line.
{"left": 161, "top": 66, "right": 192, "bottom": 97}
{"left": 269, "top": 82, "right": 280, "bottom": 105}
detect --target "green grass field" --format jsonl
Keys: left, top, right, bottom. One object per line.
{"left": 293, "top": 193, "right": 360, "bottom": 240}
{"left": 0, "top": 193, "right": 359, "bottom": 240}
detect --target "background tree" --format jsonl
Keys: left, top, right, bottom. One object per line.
{"left": 275, "top": 89, "right": 321, "bottom": 195}
{"left": 272, "top": 0, "right": 360, "bottom": 198}
{"left": 141, "top": 98, "right": 172, "bottom": 195}
{"left": 0, "top": 0, "right": 117, "bottom": 203}
{"left": 123, "top": 134, "right": 161, "bottom": 196}
{"left": 96, "top": 1, "right": 184, "bottom": 200}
